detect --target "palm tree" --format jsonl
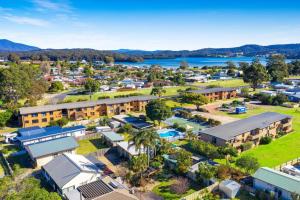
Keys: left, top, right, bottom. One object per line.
{"left": 150, "top": 87, "right": 166, "bottom": 98}
{"left": 186, "top": 130, "right": 197, "bottom": 141}
{"left": 128, "top": 129, "right": 159, "bottom": 166}
{"left": 130, "top": 154, "right": 148, "bottom": 184}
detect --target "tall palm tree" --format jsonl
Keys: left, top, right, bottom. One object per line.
{"left": 150, "top": 87, "right": 166, "bottom": 98}
{"left": 128, "top": 129, "right": 159, "bottom": 166}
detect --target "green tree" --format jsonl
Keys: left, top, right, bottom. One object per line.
{"left": 196, "top": 162, "right": 217, "bottom": 186}
{"left": 241, "top": 59, "right": 269, "bottom": 91}
{"left": 150, "top": 87, "right": 166, "bottom": 97}
{"left": 49, "top": 117, "right": 69, "bottom": 127}
{"left": 236, "top": 155, "right": 260, "bottom": 174}
{"left": 83, "top": 66, "right": 94, "bottom": 77}
{"left": 181, "top": 92, "right": 209, "bottom": 110}
{"left": 8, "top": 53, "right": 20, "bottom": 63}
{"left": 175, "top": 149, "right": 192, "bottom": 174}
{"left": 173, "top": 73, "right": 185, "bottom": 85}
{"left": 130, "top": 154, "right": 148, "bottom": 184}
{"left": 145, "top": 100, "right": 172, "bottom": 126}
{"left": 0, "top": 110, "right": 13, "bottom": 128}
{"left": 288, "top": 60, "right": 300, "bottom": 75}
{"left": 48, "top": 81, "right": 64, "bottom": 93}
{"left": 179, "top": 61, "right": 189, "bottom": 70}
{"left": 266, "top": 54, "right": 288, "bottom": 82}
{"left": 104, "top": 56, "right": 114, "bottom": 64}
{"left": 84, "top": 78, "right": 100, "bottom": 100}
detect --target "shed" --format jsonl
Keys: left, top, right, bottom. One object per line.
{"left": 235, "top": 106, "right": 246, "bottom": 114}
{"left": 219, "top": 179, "right": 241, "bottom": 198}
{"left": 101, "top": 131, "right": 124, "bottom": 146}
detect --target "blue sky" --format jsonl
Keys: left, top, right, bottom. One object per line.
{"left": 0, "top": 0, "right": 300, "bottom": 50}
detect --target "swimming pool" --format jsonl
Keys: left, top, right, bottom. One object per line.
{"left": 157, "top": 129, "right": 184, "bottom": 141}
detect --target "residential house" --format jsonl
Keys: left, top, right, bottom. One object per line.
{"left": 42, "top": 153, "right": 102, "bottom": 196}
{"left": 117, "top": 141, "right": 147, "bottom": 159}
{"left": 25, "top": 136, "right": 79, "bottom": 167}
{"left": 19, "top": 95, "right": 157, "bottom": 127}
{"left": 16, "top": 125, "right": 85, "bottom": 147}
{"left": 199, "top": 112, "right": 292, "bottom": 149}
{"left": 253, "top": 167, "right": 300, "bottom": 200}
{"left": 101, "top": 131, "right": 124, "bottom": 147}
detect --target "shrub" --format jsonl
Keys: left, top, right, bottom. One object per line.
{"left": 260, "top": 136, "right": 272, "bottom": 145}
{"left": 241, "top": 142, "right": 253, "bottom": 151}
{"left": 172, "top": 122, "right": 179, "bottom": 129}
{"left": 150, "top": 161, "right": 161, "bottom": 169}
{"left": 98, "top": 96, "right": 110, "bottom": 100}
{"left": 170, "top": 177, "right": 190, "bottom": 194}
{"left": 177, "top": 126, "right": 186, "bottom": 132}
{"left": 49, "top": 118, "right": 69, "bottom": 127}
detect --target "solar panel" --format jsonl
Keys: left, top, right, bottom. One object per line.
{"left": 77, "top": 180, "right": 113, "bottom": 200}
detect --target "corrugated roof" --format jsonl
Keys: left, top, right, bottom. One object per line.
{"left": 77, "top": 180, "right": 113, "bottom": 200}
{"left": 199, "top": 112, "right": 291, "bottom": 141}
{"left": 102, "top": 131, "right": 124, "bottom": 142}
{"left": 26, "top": 137, "right": 78, "bottom": 158}
{"left": 189, "top": 87, "right": 236, "bottom": 94}
{"left": 253, "top": 167, "right": 300, "bottom": 194}
{"left": 19, "top": 95, "right": 157, "bottom": 115}
{"left": 17, "top": 125, "right": 85, "bottom": 142}
{"left": 43, "top": 153, "right": 101, "bottom": 188}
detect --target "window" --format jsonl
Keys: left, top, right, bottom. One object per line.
{"left": 42, "top": 118, "right": 47, "bottom": 122}
{"left": 31, "top": 113, "right": 38, "bottom": 117}
{"left": 50, "top": 117, "right": 54, "bottom": 121}
{"left": 49, "top": 111, "right": 53, "bottom": 115}
{"left": 91, "top": 112, "right": 95, "bottom": 115}
{"left": 25, "top": 120, "right": 29, "bottom": 123}
{"left": 76, "top": 108, "right": 82, "bottom": 112}
{"left": 32, "top": 119, "right": 39, "bottom": 124}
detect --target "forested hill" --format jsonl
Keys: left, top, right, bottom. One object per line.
{"left": 1, "top": 40, "right": 300, "bottom": 62}
{"left": 114, "top": 44, "right": 300, "bottom": 59}
{"left": 0, "top": 39, "right": 40, "bottom": 52}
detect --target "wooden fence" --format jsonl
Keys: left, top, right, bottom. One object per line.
{"left": 273, "top": 157, "right": 300, "bottom": 171}
{"left": 180, "top": 182, "right": 219, "bottom": 200}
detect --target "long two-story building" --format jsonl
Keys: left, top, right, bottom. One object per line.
{"left": 19, "top": 95, "right": 157, "bottom": 127}
{"left": 188, "top": 87, "right": 237, "bottom": 101}
{"left": 199, "top": 112, "right": 292, "bottom": 149}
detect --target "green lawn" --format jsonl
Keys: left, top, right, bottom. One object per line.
{"left": 216, "top": 105, "right": 300, "bottom": 168}
{"left": 64, "top": 86, "right": 190, "bottom": 102}
{"left": 192, "top": 79, "right": 248, "bottom": 88}
{"left": 76, "top": 137, "right": 108, "bottom": 155}
{"left": 164, "top": 100, "right": 194, "bottom": 108}
{"left": 152, "top": 179, "right": 201, "bottom": 200}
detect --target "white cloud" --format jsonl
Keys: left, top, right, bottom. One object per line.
{"left": 32, "top": 0, "right": 72, "bottom": 13}
{"left": 3, "top": 15, "right": 49, "bottom": 27}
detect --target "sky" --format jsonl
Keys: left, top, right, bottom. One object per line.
{"left": 0, "top": 0, "right": 300, "bottom": 50}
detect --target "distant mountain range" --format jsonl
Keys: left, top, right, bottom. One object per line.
{"left": 0, "top": 39, "right": 40, "bottom": 52}
{"left": 1, "top": 39, "right": 300, "bottom": 60}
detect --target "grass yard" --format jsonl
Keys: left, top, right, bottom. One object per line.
{"left": 216, "top": 105, "right": 300, "bottom": 168}
{"left": 192, "top": 79, "right": 248, "bottom": 88}
{"left": 0, "top": 127, "right": 18, "bottom": 135}
{"left": 64, "top": 86, "right": 190, "bottom": 102}
{"left": 152, "top": 178, "right": 201, "bottom": 200}
{"left": 164, "top": 99, "right": 194, "bottom": 108}
{"left": 76, "top": 137, "right": 108, "bottom": 155}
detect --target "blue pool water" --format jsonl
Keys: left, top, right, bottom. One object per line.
{"left": 159, "top": 130, "right": 181, "bottom": 138}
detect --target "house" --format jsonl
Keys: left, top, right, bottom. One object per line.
{"left": 42, "top": 153, "right": 102, "bottom": 196}
{"left": 253, "top": 167, "right": 300, "bottom": 200}
{"left": 19, "top": 95, "right": 157, "bottom": 127}
{"left": 25, "top": 137, "right": 79, "bottom": 167}
{"left": 199, "top": 112, "right": 292, "bottom": 149}
{"left": 16, "top": 125, "right": 85, "bottom": 147}
{"left": 117, "top": 141, "right": 147, "bottom": 159}
{"left": 212, "top": 71, "right": 232, "bottom": 80}
{"left": 185, "top": 75, "right": 208, "bottom": 83}
{"left": 188, "top": 87, "right": 237, "bottom": 101}
{"left": 101, "top": 131, "right": 124, "bottom": 146}
{"left": 260, "top": 90, "right": 277, "bottom": 96}
{"left": 65, "top": 176, "right": 138, "bottom": 200}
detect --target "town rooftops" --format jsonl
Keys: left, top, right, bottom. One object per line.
{"left": 117, "top": 141, "right": 146, "bottom": 156}
{"left": 26, "top": 137, "right": 78, "bottom": 159}
{"left": 199, "top": 112, "right": 291, "bottom": 141}
{"left": 253, "top": 167, "right": 300, "bottom": 194}
{"left": 19, "top": 95, "right": 158, "bottom": 115}
{"left": 17, "top": 125, "right": 85, "bottom": 142}
{"left": 189, "top": 87, "right": 236, "bottom": 94}
{"left": 43, "top": 153, "right": 101, "bottom": 188}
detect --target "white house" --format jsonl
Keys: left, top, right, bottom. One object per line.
{"left": 42, "top": 153, "right": 102, "bottom": 196}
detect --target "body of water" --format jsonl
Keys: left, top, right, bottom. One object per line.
{"left": 116, "top": 56, "right": 270, "bottom": 68}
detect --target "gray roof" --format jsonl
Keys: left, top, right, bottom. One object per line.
{"left": 20, "top": 95, "right": 157, "bottom": 115}
{"left": 26, "top": 136, "right": 78, "bottom": 158}
{"left": 42, "top": 153, "right": 101, "bottom": 188}
{"left": 77, "top": 180, "right": 113, "bottom": 199}
{"left": 102, "top": 131, "right": 124, "bottom": 142}
{"left": 189, "top": 87, "right": 236, "bottom": 94}
{"left": 253, "top": 167, "right": 300, "bottom": 194}
{"left": 199, "top": 112, "right": 291, "bottom": 141}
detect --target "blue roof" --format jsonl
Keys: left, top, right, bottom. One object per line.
{"left": 17, "top": 125, "right": 85, "bottom": 142}
{"left": 26, "top": 137, "right": 79, "bottom": 158}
